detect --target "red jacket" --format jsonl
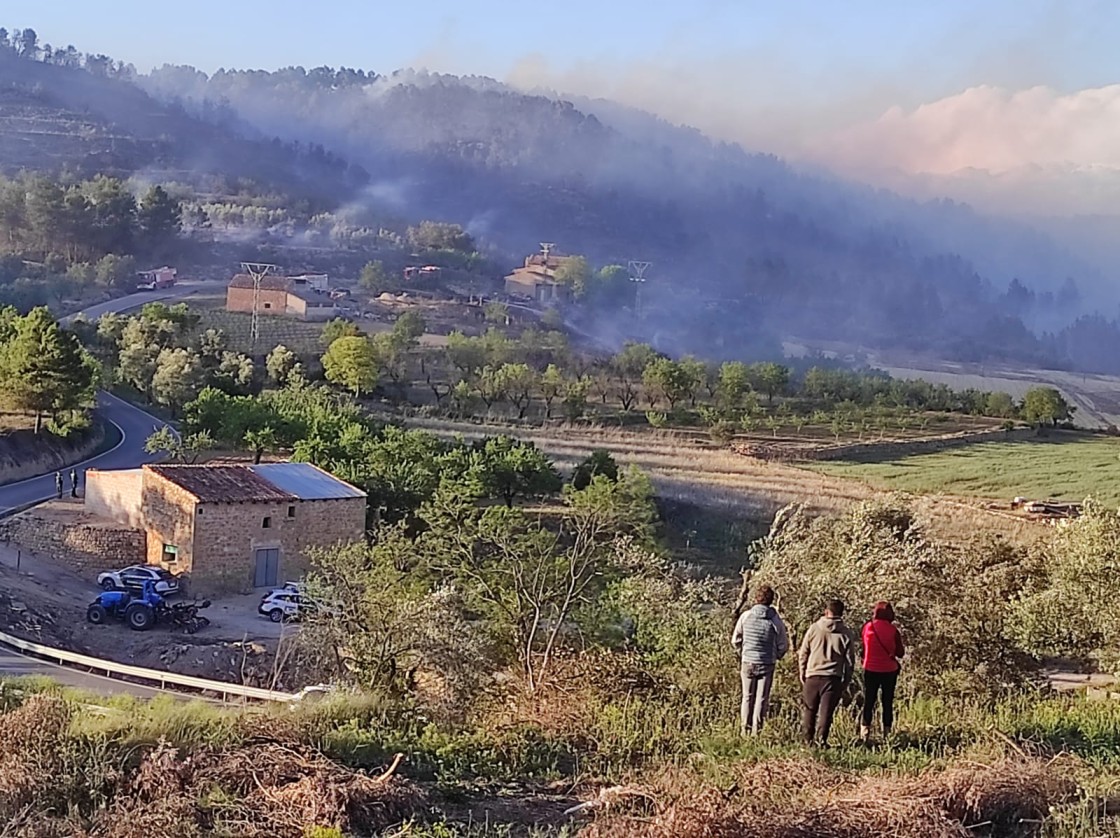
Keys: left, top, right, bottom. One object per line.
{"left": 862, "top": 619, "right": 904, "bottom": 673}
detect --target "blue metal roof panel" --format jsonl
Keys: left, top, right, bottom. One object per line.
{"left": 249, "top": 463, "right": 366, "bottom": 500}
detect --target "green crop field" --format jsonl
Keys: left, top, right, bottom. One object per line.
{"left": 805, "top": 431, "right": 1120, "bottom": 506}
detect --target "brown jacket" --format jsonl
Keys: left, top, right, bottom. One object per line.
{"left": 798, "top": 616, "right": 856, "bottom": 683}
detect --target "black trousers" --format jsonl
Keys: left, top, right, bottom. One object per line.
{"left": 862, "top": 669, "right": 899, "bottom": 732}
{"left": 801, "top": 675, "right": 843, "bottom": 745}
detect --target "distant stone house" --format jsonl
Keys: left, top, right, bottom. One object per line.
{"left": 226, "top": 274, "right": 337, "bottom": 321}
{"left": 85, "top": 463, "right": 366, "bottom": 594}
{"left": 503, "top": 253, "right": 573, "bottom": 304}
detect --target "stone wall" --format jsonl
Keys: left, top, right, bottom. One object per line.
{"left": 811, "top": 426, "right": 1035, "bottom": 462}
{"left": 225, "top": 286, "right": 288, "bottom": 315}
{"left": 85, "top": 468, "right": 144, "bottom": 527}
{"left": 734, "top": 426, "right": 1035, "bottom": 463}
{"left": 141, "top": 469, "right": 197, "bottom": 577}
{"left": 0, "top": 503, "right": 145, "bottom": 578}
{"left": 191, "top": 496, "right": 366, "bottom": 594}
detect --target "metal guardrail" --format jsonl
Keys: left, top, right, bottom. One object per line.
{"left": 0, "top": 628, "right": 297, "bottom": 702}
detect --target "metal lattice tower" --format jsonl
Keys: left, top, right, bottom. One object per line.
{"left": 241, "top": 262, "right": 278, "bottom": 350}
{"left": 628, "top": 260, "right": 651, "bottom": 317}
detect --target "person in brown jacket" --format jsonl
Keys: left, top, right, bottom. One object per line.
{"left": 798, "top": 598, "right": 856, "bottom": 748}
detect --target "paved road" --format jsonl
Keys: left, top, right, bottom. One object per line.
{"left": 0, "top": 282, "right": 224, "bottom": 691}
{"left": 0, "top": 646, "right": 178, "bottom": 699}
{"left": 0, "top": 283, "right": 225, "bottom": 516}
{"left": 0, "top": 391, "right": 170, "bottom": 517}
{"left": 60, "top": 279, "right": 226, "bottom": 326}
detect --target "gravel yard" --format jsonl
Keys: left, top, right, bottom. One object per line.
{"left": 0, "top": 538, "right": 295, "bottom": 688}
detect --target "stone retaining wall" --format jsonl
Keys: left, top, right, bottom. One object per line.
{"left": 0, "top": 420, "right": 108, "bottom": 486}
{"left": 0, "top": 504, "right": 145, "bottom": 578}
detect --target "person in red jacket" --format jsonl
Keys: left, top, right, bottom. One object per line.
{"left": 861, "top": 601, "right": 904, "bottom": 741}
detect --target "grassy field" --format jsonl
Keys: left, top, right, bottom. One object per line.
{"left": 806, "top": 431, "right": 1120, "bottom": 506}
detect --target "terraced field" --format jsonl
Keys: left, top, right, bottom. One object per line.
{"left": 405, "top": 416, "right": 1047, "bottom": 547}
{"left": 189, "top": 296, "right": 327, "bottom": 356}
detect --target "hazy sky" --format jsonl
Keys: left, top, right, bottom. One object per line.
{"left": 7, "top": 1, "right": 1114, "bottom": 88}
{"left": 8, "top": 0, "right": 1119, "bottom": 214}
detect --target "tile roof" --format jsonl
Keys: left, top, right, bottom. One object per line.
{"left": 146, "top": 465, "right": 297, "bottom": 503}
{"left": 229, "top": 273, "right": 291, "bottom": 292}
{"left": 250, "top": 463, "right": 366, "bottom": 500}
{"left": 506, "top": 269, "right": 560, "bottom": 286}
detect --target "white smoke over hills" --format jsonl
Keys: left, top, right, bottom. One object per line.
{"left": 808, "top": 84, "right": 1120, "bottom": 217}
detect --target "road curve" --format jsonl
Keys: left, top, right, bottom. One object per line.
{"left": 0, "top": 284, "right": 227, "bottom": 515}
{"left": 0, "top": 391, "right": 169, "bottom": 517}
{"left": 0, "top": 282, "right": 224, "bottom": 692}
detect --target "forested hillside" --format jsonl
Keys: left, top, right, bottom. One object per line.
{"left": 140, "top": 65, "right": 1120, "bottom": 369}
{"left": 0, "top": 40, "right": 368, "bottom": 207}
{"left": 3, "top": 26, "right": 1120, "bottom": 371}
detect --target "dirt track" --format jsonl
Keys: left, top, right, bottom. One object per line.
{"left": 866, "top": 353, "right": 1120, "bottom": 430}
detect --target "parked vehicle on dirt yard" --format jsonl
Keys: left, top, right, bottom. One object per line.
{"left": 97, "top": 565, "right": 180, "bottom": 595}
{"left": 86, "top": 581, "right": 210, "bottom": 633}
{"left": 258, "top": 589, "right": 321, "bottom": 622}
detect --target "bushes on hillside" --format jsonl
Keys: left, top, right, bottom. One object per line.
{"left": 1012, "top": 500, "right": 1120, "bottom": 673}
{"left": 749, "top": 498, "right": 1042, "bottom": 697}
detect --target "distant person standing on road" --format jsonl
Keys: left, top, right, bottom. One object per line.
{"left": 731, "top": 585, "right": 789, "bottom": 735}
{"left": 54, "top": 471, "right": 63, "bottom": 499}
{"left": 798, "top": 598, "right": 855, "bottom": 748}
{"left": 69, "top": 468, "right": 78, "bottom": 498}
{"left": 861, "top": 601, "right": 905, "bottom": 742}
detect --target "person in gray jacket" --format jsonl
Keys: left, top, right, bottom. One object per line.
{"left": 731, "top": 585, "right": 790, "bottom": 735}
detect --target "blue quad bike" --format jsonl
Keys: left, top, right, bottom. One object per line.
{"left": 86, "top": 580, "right": 210, "bottom": 633}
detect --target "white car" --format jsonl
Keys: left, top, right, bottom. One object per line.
{"left": 258, "top": 589, "right": 322, "bottom": 622}
{"left": 97, "top": 565, "right": 180, "bottom": 595}
{"left": 289, "top": 683, "right": 336, "bottom": 704}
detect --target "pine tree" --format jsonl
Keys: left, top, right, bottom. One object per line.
{"left": 0, "top": 308, "right": 96, "bottom": 432}
{"left": 137, "top": 185, "right": 182, "bottom": 256}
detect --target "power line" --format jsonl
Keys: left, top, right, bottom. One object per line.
{"left": 241, "top": 262, "right": 278, "bottom": 351}
{"left": 628, "top": 260, "right": 651, "bottom": 318}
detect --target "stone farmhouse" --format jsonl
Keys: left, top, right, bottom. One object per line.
{"left": 503, "top": 252, "right": 574, "bottom": 304}
{"left": 84, "top": 463, "right": 366, "bottom": 594}
{"left": 226, "top": 273, "right": 337, "bottom": 321}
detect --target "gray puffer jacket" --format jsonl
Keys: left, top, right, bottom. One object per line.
{"left": 732, "top": 604, "right": 790, "bottom": 666}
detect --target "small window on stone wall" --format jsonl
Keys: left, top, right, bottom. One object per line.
{"left": 262, "top": 516, "right": 272, "bottom": 529}
{"left": 287, "top": 505, "right": 295, "bottom": 518}
{"left": 162, "top": 544, "right": 178, "bottom": 564}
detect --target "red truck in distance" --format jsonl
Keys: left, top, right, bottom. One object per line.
{"left": 136, "top": 266, "right": 177, "bottom": 291}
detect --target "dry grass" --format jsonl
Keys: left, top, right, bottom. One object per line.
{"left": 579, "top": 758, "right": 1078, "bottom": 838}
{"left": 405, "top": 417, "right": 1048, "bottom": 547}
{"left": 0, "top": 695, "right": 424, "bottom": 838}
